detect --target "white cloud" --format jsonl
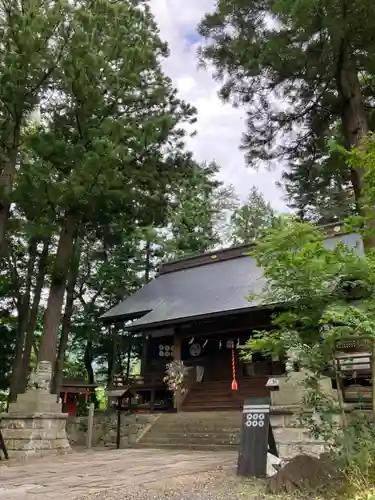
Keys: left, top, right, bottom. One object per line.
{"left": 150, "top": 0, "right": 288, "bottom": 212}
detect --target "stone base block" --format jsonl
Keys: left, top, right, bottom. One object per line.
{"left": 8, "top": 390, "right": 62, "bottom": 414}
{"left": 278, "top": 442, "right": 326, "bottom": 460}
{"left": 0, "top": 412, "right": 72, "bottom": 460}
{"left": 271, "top": 370, "right": 338, "bottom": 407}
{"left": 270, "top": 409, "right": 329, "bottom": 460}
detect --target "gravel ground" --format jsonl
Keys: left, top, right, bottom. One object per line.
{"left": 0, "top": 448, "right": 326, "bottom": 500}
{"left": 76, "top": 468, "right": 269, "bottom": 500}
{"left": 76, "top": 467, "right": 329, "bottom": 500}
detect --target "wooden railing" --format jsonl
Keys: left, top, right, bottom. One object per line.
{"left": 335, "top": 352, "right": 371, "bottom": 377}
{"left": 176, "top": 367, "right": 196, "bottom": 411}
{"left": 333, "top": 352, "right": 372, "bottom": 405}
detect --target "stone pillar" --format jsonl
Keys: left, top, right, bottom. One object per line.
{"left": 0, "top": 361, "right": 71, "bottom": 459}
{"left": 270, "top": 369, "right": 338, "bottom": 408}
{"left": 269, "top": 370, "right": 339, "bottom": 459}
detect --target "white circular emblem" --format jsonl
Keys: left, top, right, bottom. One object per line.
{"left": 259, "top": 413, "right": 265, "bottom": 420}
{"left": 253, "top": 413, "right": 259, "bottom": 420}
{"left": 259, "top": 420, "right": 265, "bottom": 427}
{"left": 189, "top": 343, "right": 202, "bottom": 357}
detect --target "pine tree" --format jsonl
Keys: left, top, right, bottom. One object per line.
{"left": 17, "top": 0, "right": 196, "bottom": 367}
{"left": 0, "top": 0, "right": 70, "bottom": 253}
{"left": 164, "top": 161, "right": 237, "bottom": 258}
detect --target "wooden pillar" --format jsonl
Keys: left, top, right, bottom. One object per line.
{"left": 173, "top": 330, "right": 182, "bottom": 361}
{"left": 173, "top": 329, "right": 182, "bottom": 412}
{"left": 140, "top": 334, "right": 149, "bottom": 377}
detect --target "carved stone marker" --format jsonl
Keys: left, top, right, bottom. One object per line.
{"left": 27, "top": 360, "right": 52, "bottom": 391}
{"left": 0, "top": 361, "right": 71, "bottom": 459}
{"left": 8, "top": 361, "right": 60, "bottom": 414}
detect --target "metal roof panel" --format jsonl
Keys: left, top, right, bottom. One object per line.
{"left": 100, "top": 232, "right": 363, "bottom": 328}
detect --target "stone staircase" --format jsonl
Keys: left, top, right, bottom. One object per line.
{"left": 182, "top": 378, "right": 270, "bottom": 412}
{"left": 135, "top": 410, "right": 327, "bottom": 458}
{"left": 135, "top": 411, "right": 242, "bottom": 451}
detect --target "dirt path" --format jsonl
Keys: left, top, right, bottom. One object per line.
{"left": 0, "top": 449, "right": 237, "bottom": 500}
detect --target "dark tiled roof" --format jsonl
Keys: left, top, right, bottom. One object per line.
{"left": 100, "top": 232, "right": 363, "bottom": 330}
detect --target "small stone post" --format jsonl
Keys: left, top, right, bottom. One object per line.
{"left": 87, "top": 403, "right": 95, "bottom": 449}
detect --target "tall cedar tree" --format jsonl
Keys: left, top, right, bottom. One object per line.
{"left": 164, "top": 161, "right": 237, "bottom": 258}
{"left": 230, "top": 186, "right": 275, "bottom": 244}
{"left": 198, "top": 0, "right": 375, "bottom": 216}
{"left": 280, "top": 122, "right": 356, "bottom": 222}
{"left": 20, "top": 0, "right": 195, "bottom": 367}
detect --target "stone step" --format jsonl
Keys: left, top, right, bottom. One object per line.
{"left": 196, "top": 378, "right": 268, "bottom": 384}
{"left": 185, "top": 388, "right": 266, "bottom": 395}
{"left": 141, "top": 435, "right": 240, "bottom": 446}
{"left": 149, "top": 422, "right": 241, "bottom": 433}
{"left": 146, "top": 429, "right": 240, "bottom": 438}
{"left": 182, "top": 405, "right": 243, "bottom": 412}
{"left": 156, "top": 413, "right": 241, "bottom": 422}
{"left": 139, "top": 441, "right": 239, "bottom": 449}
{"left": 137, "top": 412, "right": 243, "bottom": 451}
{"left": 184, "top": 395, "right": 264, "bottom": 403}
{"left": 153, "top": 419, "right": 242, "bottom": 429}
{"left": 135, "top": 442, "right": 238, "bottom": 451}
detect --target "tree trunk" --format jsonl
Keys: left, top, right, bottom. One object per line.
{"left": 38, "top": 212, "right": 78, "bottom": 364}
{"left": 333, "top": 4, "right": 369, "bottom": 201}
{"left": 52, "top": 236, "right": 81, "bottom": 398}
{"left": 0, "top": 125, "right": 21, "bottom": 256}
{"left": 18, "top": 237, "right": 51, "bottom": 394}
{"left": 84, "top": 340, "right": 95, "bottom": 385}
{"left": 108, "top": 325, "right": 119, "bottom": 385}
{"left": 334, "top": 35, "right": 375, "bottom": 250}
{"left": 8, "top": 237, "right": 38, "bottom": 401}
{"left": 337, "top": 65, "right": 368, "bottom": 197}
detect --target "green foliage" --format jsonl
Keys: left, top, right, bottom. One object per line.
{"left": 163, "top": 161, "right": 237, "bottom": 258}
{"left": 243, "top": 219, "right": 375, "bottom": 369}
{"left": 241, "top": 211, "right": 375, "bottom": 491}
{"left": 95, "top": 387, "right": 107, "bottom": 410}
{"left": 281, "top": 132, "right": 356, "bottom": 223}
{"left": 0, "top": 0, "right": 280, "bottom": 398}
{"left": 19, "top": 0, "right": 196, "bottom": 231}
{"left": 0, "top": 0, "right": 230, "bottom": 393}
{"left": 198, "top": 0, "right": 375, "bottom": 219}
{"left": 0, "top": 322, "right": 16, "bottom": 391}
{"left": 230, "top": 186, "right": 276, "bottom": 244}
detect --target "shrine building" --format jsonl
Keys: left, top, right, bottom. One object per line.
{"left": 101, "top": 228, "right": 368, "bottom": 412}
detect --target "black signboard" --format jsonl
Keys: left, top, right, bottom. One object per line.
{"left": 237, "top": 397, "right": 272, "bottom": 477}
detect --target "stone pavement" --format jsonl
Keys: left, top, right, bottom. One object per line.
{"left": 0, "top": 448, "right": 237, "bottom": 500}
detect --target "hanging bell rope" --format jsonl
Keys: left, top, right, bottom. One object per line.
{"left": 231, "top": 342, "right": 238, "bottom": 391}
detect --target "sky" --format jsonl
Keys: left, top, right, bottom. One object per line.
{"left": 149, "top": 0, "right": 288, "bottom": 212}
